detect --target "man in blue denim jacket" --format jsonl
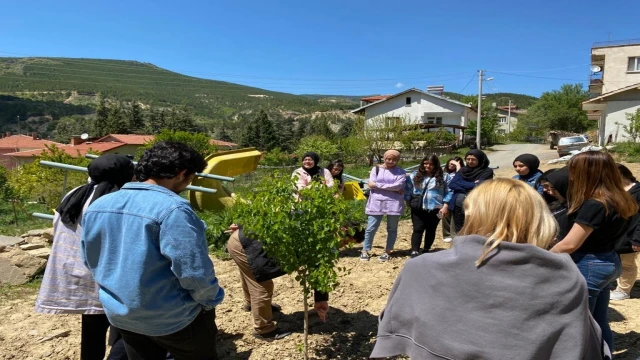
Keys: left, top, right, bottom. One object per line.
{"left": 82, "top": 141, "right": 224, "bottom": 360}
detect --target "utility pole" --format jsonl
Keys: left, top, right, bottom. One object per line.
{"left": 507, "top": 99, "right": 512, "bottom": 134}
{"left": 16, "top": 115, "right": 20, "bottom": 135}
{"left": 476, "top": 70, "right": 484, "bottom": 149}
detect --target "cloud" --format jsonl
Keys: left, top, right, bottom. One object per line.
{"left": 395, "top": 82, "right": 404, "bottom": 88}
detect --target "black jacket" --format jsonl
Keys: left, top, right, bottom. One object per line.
{"left": 616, "top": 183, "right": 640, "bottom": 254}
{"left": 238, "top": 226, "right": 329, "bottom": 302}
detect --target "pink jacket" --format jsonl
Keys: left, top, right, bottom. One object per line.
{"left": 292, "top": 167, "right": 334, "bottom": 190}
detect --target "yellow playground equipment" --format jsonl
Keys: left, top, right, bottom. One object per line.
{"left": 188, "top": 148, "right": 262, "bottom": 211}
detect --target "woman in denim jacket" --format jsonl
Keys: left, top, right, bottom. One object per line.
{"left": 404, "top": 155, "right": 453, "bottom": 257}
{"left": 512, "top": 153, "right": 544, "bottom": 194}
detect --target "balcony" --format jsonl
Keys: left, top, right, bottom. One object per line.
{"left": 589, "top": 73, "right": 603, "bottom": 94}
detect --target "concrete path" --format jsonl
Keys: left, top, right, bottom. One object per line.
{"left": 486, "top": 143, "right": 558, "bottom": 171}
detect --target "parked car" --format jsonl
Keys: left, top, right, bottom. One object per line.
{"left": 557, "top": 136, "right": 589, "bottom": 157}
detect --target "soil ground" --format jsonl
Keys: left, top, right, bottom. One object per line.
{"left": 1, "top": 145, "right": 639, "bottom": 360}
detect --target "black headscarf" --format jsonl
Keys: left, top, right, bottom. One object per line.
{"left": 56, "top": 154, "right": 134, "bottom": 227}
{"left": 514, "top": 154, "right": 541, "bottom": 180}
{"left": 301, "top": 152, "right": 321, "bottom": 179}
{"left": 460, "top": 149, "right": 493, "bottom": 182}
{"left": 546, "top": 166, "right": 569, "bottom": 200}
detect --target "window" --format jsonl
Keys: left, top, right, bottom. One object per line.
{"left": 499, "top": 116, "right": 507, "bottom": 124}
{"left": 405, "top": 97, "right": 412, "bottom": 106}
{"left": 426, "top": 117, "right": 443, "bottom": 124}
{"left": 628, "top": 57, "right": 640, "bottom": 72}
{"left": 558, "top": 136, "right": 587, "bottom": 146}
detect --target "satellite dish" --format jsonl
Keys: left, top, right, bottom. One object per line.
{"left": 80, "top": 133, "right": 89, "bottom": 140}
{"left": 590, "top": 65, "right": 602, "bottom": 73}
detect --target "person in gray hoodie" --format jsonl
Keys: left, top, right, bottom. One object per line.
{"left": 371, "top": 178, "right": 610, "bottom": 360}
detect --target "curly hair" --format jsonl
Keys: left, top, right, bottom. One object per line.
{"left": 135, "top": 141, "right": 208, "bottom": 182}
{"left": 414, "top": 154, "right": 443, "bottom": 187}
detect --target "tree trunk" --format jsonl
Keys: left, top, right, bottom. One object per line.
{"left": 303, "top": 283, "right": 309, "bottom": 360}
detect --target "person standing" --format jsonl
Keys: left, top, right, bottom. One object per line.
{"left": 292, "top": 152, "right": 334, "bottom": 190}
{"left": 611, "top": 164, "right": 640, "bottom": 301}
{"left": 326, "top": 159, "right": 345, "bottom": 193}
{"left": 82, "top": 142, "right": 225, "bottom": 360}
{"left": 512, "top": 153, "right": 544, "bottom": 194}
{"left": 404, "top": 155, "right": 452, "bottom": 257}
{"left": 540, "top": 167, "right": 571, "bottom": 241}
{"left": 361, "top": 150, "right": 406, "bottom": 262}
{"left": 551, "top": 151, "right": 637, "bottom": 353}
{"left": 442, "top": 157, "right": 463, "bottom": 243}
{"left": 448, "top": 149, "right": 494, "bottom": 233}
{"left": 35, "top": 154, "right": 134, "bottom": 360}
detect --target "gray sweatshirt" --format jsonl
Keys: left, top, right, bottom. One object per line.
{"left": 371, "top": 235, "right": 610, "bottom": 360}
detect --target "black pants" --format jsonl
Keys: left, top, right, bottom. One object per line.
{"left": 81, "top": 314, "right": 128, "bottom": 360}
{"left": 410, "top": 208, "right": 441, "bottom": 252}
{"left": 453, "top": 194, "right": 467, "bottom": 233}
{"left": 117, "top": 309, "right": 218, "bottom": 360}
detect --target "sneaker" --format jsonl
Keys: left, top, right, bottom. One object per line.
{"left": 253, "top": 328, "right": 292, "bottom": 341}
{"left": 379, "top": 253, "right": 390, "bottom": 262}
{"left": 610, "top": 290, "right": 630, "bottom": 301}
{"left": 360, "top": 252, "right": 370, "bottom": 261}
{"left": 410, "top": 251, "right": 419, "bottom": 259}
{"left": 243, "top": 303, "right": 282, "bottom": 313}
{"left": 443, "top": 237, "right": 453, "bottom": 243}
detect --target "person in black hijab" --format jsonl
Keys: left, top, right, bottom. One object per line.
{"left": 448, "top": 149, "right": 494, "bottom": 232}
{"left": 301, "top": 152, "right": 321, "bottom": 178}
{"left": 513, "top": 154, "right": 544, "bottom": 194}
{"left": 543, "top": 166, "right": 571, "bottom": 240}
{"left": 292, "top": 151, "right": 334, "bottom": 191}
{"left": 56, "top": 154, "right": 135, "bottom": 227}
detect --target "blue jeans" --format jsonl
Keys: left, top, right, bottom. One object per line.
{"left": 571, "top": 251, "right": 622, "bottom": 353}
{"left": 362, "top": 215, "right": 401, "bottom": 252}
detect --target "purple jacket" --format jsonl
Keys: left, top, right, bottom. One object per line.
{"left": 365, "top": 166, "right": 406, "bottom": 216}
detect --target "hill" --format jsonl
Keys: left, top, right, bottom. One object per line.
{"left": 442, "top": 91, "right": 538, "bottom": 109}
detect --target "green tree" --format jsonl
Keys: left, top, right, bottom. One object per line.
{"left": 105, "top": 103, "right": 129, "bottom": 134}
{"left": 338, "top": 135, "right": 368, "bottom": 164}
{"left": 94, "top": 95, "right": 109, "bottom": 137}
{"left": 617, "top": 108, "right": 640, "bottom": 142}
{"left": 274, "top": 117, "right": 295, "bottom": 152}
{"left": 145, "top": 107, "right": 163, "bottom": 134}
{"left": 336, "top": 118, "right": 354, "bottom": 139}
{"left": 54, "top": 116, "right": 81, "bottom": 143}
{"left": 240, "top": 119, "right": 260, "bottom": 148}
{"left": 217, "top": 120, "right": 234, "bottom": 143}
{"left": 136, "top": 129, "right": 217, "bottom": 159}
{"left": 255, "top": 110, "right": 278, "bottom": 151}
{"left": 312, "top": 117, "right": 335, "bottom": 140}
{"left": 233, "top": 176, "right": 351, "bottom": 360}
{"left": 523, "top": 83, "right": 589, "bottom": 132}
{"left": 128, "top": 101, "right": 144, "bottom": 132}
{"left": 466, "top": 107, "right": 500, "bottom": 145}
{"left": 296, "top": 135, "right": 339, "bottom": 162}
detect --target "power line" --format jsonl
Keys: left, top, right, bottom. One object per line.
{"left": 486, "top": 64, "right": 588, "bottom": 73}
{"left": 487, "top": 71, "right": 587, "bottom": 82}
{"left": 458, "top": 73, "right": 476, "bottom": 93}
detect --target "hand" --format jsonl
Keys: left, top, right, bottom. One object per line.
{"left": 368, "top": 181, "right": 376, "bottom": 189}
{"left": 439, "top": 206, "right": 449, "bottom": 217}
{"left": 225, "top": 224, "right": 239, "bottom": 234}
{"left": 314, "top": 301, "right": 329, "bottom": 323}
{"left": 633, "top": 243, "right": 640, "bottom": 252}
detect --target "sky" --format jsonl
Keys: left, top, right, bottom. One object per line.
{"left": 0, "top": 0, "right": 637, "bottom": 97}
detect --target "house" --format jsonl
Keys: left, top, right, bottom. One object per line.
{"left": 0, "top": 133, "right": 63, "bottom": 169}
{"left": 351, "top": 88, "right": 477, "bottom": 144}
{"left": 493, "top": 105, "right": 527, "bottom": 134}
{"left": 582, "top": 39, "right": 640, "bottom": 145}
{"left": 3, "top": 133, "right": 239, "bottom": 167}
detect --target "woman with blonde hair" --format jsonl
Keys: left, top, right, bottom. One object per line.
{"left": 371, "top": 178, "right": 609, "bottom": 360}
{"left": 551, "top": 151, "right": 638, "bottom": 352}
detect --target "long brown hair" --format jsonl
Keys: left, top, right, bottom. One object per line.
{"left": 414, "top": 154, "right": 443, "bottom": 187}
{"left": 567, "top": 151, "right": 638, "bottom": 218}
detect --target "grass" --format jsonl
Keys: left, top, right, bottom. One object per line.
{"left": 609, "top": 142, "right": 640, "bottom": 163}
{"left": 0, "top": 277, "right": 42, "bottom": 300}
{"left": 0, "top": 201, "right": 52, "bottom": 236}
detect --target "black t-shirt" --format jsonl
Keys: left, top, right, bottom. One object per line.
{"left": 568, "top": 199, "right": 632, "bottom": 253}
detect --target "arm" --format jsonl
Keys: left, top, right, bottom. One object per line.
{"left": 403, "top": 174, "right": 414, "bottom": 202}
{"left": 448, "top": 173, "right": 476, "bottom": 192}
{"left": 373, "top": 173, "right": 406, "bottom": 191}
{"left": 313, "top": 290, "right": 329, "bottom": 322}
{"left": 322, "top": 169, "right": 335, "bottom": 188}
{"left": 159, "top": 206, "right": 225, "bottom": 308}
{"left": 292, "top": 169, "right": 308, "bottom": 190}
{"left": 551, "top": 222, "right": 593, "bottom": 253}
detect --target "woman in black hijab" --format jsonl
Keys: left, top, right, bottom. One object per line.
{"left": 513, "top": 154, "right": 544, "bottom": 194}
{"left": 448, "top": 149, "right": 494, "bottom": 232}
{"left": 542, "top": 167, "right": 571, "bottom": 240}
{"left": 292, "top": 151, "right": 334, "bottom": 190}
{"left": 36, "top": 154, "right": 134, "bottom": 360}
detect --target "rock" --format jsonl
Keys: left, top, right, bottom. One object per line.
{"left": 41, "top": 228, "right": 54, "bottom": 241}
{"left": 20, "top": 243, "right": 45, "bottom": 251}
{"left": 0, "top": 247, "right": 47, "bottom": 284}
{"left": 0, "top": 235, "right": 23, "bottom": 247}
{"left": 25, "top": 236, "right": 49, "bottom": 245}
{"left": 28, "top": 330, "right": 38, "bottom": 336}
{"left": 25, "top": 229, "right": 46, "bottom": 237}
{"left": 26, "top": 247, "right": 51, "bottom": 260}
{"left": 0, "top": 245, "right": 5, "bottom": 253}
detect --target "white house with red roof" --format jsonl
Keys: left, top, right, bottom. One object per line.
{"left": 0, "top": 132, "right": 63, "bottom": 169}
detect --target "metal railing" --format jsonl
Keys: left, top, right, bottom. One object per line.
{"left": 593, "top": 39, "right": 640, "bottom": 48}
{"left": 39, "top": 160, "right": 217, "bottom": 195}
{"left": 83, "top": 154, "right": 235, "bottom": 182}
{"left": 33, "top": 213, "right": 55, "bottom": 221}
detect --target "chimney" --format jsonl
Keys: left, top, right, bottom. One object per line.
{"left": 70, "top": 136, "right": 86, "bottom": 146}
{"left": 32, "top": 132, "right": 38, "bottom": 140}
{"left": 426, "top": 85, "right": 445, "bottom": 96}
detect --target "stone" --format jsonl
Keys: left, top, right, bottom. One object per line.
{"left": 0, "top": 257, "right": 29, "bottom": 285}
{"left": 0, "top": 245, "right": 5, "bottom": 253}
{"left": 41, "top": 228, "right": 54, "bottom": 241}
{"left": 20, "top": 243, "right": 45, "bottom": 251}
{"left": 26, "top": 247, "right": 51, "bottom": 260}
{"left": 28, "top": 330, "right": 38, "bottom": 336}
{"left": 25, "top": 236, "right": 49, "bottom": 245}
{"left": 0, "top": 235, "right": 23, "bottom": 247}
{"left": 0, "top": 247, "right": 47, "bottom": 280}
{"left": 25, "top": 229, "right": 46, "bottom": 237}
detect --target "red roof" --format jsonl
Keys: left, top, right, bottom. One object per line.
{"left": 5, "top": 143, "right": 126, "bottom": 158}
{"left": 94, "top": 134, "right": 154, "bottom": 145}
{"left": 0, "top": 135, "right": 62, "bottom": 150}
{"left": 361, "top": 95, "right": 391, "bottom": 103}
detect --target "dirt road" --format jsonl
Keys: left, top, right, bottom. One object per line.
{"left": 486, "top": 143, "right": 558, "bottom": 172}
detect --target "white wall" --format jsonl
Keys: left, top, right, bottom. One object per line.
{"left": 603, "top": 100, "right": 640, "bottom": 142}
{"left": 593, "top": 45, "right": 640, "bottom": 93}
